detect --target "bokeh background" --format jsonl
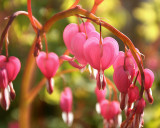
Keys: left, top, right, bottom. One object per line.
{"left": 0, "top": 0, "right": 160, "bottom": 128}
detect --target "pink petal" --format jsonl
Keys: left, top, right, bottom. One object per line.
{"left": 5, "top": 56, "right": 21, "bottom": 82}
{"left": 113, "top": 66, "right": 133, "bottom": 93}
{"left": 101, "top": 37, "right": 119, "bottom": 69}
{"left": 88, "top": 31, "right": 102, "bottom": 41}
{"left": 71, "top": 32, "right": 87, "bottom": 65}
{"left": 0, "top": 55, "right": 6, "bottom": 67}
{"left": 0, "top": 68, "right": 8, "bottom": 89}
{"left": 80, "top": 22, "right": 95, "bottom": 35}
{"left": 63, "top": 23, "right": 79, "bottom": 54}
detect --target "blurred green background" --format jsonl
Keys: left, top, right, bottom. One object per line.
{"left": 0, "top": 0, "right": 160, "bottom": 128}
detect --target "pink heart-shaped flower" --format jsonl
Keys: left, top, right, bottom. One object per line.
{"left": 84, "top": 37, "right": 119, "bottom": 71}
{"left": 36, "top": 52, "right": 59, "bottom": 78}
{"left": 63, "top": 23, "right": 79, "bottom": 54}
{"left": 137, "top": 68, "right": 154, "bottom": 90}
{"left": 0, "top": 55, "right": 21, "bottom": 83}
{"left": 71, "top": 32, "right": 87, "bottom": 65}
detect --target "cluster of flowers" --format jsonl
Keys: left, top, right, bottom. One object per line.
{"left": 35, "top": 21, "right": 154, "bottom": 127}
{"left": 95, "top": 87, "right": 121, "bottom": 127}
{"left": 113, "top": 51, "right": 154, "bottom": 127}
{"left": 62, "top": 22, "right": 119, "bottom": 90}
{"left": 0, "top": 55, "right": 21, "bottom": 110}
{"left": 0, "top": 20, "right": 154, "bottom": 128}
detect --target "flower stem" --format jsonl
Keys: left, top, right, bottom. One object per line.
{"left": 27, "top": 0, "right": 37, "bottom": 32}
{"left": 19, "top": 37, "right": 37, "bottom": 128}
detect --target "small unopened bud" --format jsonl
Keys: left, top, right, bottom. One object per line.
{"left": 37, "top": 38, "right": 42, "bottom": 50}
{"left": 34, "top": 47, "right": 39, "bottom": 57}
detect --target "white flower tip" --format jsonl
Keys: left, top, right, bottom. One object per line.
{"left": 62, "top": 112, "right": 74, "bottom": 126}
{"left": 95, "top": 103, "right": 101, "bottom": 114}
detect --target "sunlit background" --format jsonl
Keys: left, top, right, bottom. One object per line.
{"left": 0, "top": 0, "right": 160, "bottom": 128}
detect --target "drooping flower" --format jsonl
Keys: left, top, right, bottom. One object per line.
{"left": 36, "top": 51, "right": 59, "bottom": 94}
{"left": 84, "top": 37, "right": 119, "bottom": 89}
{"left": 60, "top": 87, "right": 73, "bottom": 126}
{"left": 137, "top": 68, "right": 154, "bottom": 103}
{"left": 0, "top": 55, "right": 21, "bottom": 110}
{"left": 113, "top": 51, "right": 135, "bottom": 110}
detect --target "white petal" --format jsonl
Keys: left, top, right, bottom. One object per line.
{"left": 68, "top": 112, "right": 74, "bottom": 126}
{"left": 117, "top": 114, "right": 122, "bottom": 126}
{"left": 62, "top": 112, "right": 74, "bottom": 127}
{"left": 95, "top": 103, "right": 101, "bottom": 114}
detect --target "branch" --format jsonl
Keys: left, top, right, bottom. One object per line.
{"left": 0, "top": 11, "right": 42, "bottom": 53}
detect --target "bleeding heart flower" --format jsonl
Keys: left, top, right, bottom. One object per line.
{"left": 71, "top": 32, "right": 87, "bottom": 65}
{"left": 0, "top": 55, "right": 21, "bottom": 110}
{"left": 84, "top": 37, "right": 119, "bottom": 71}
{"left": 63, "top": 23, "right": 79, "bottom": 54}
{"left": 5, "top": 56, "right": 21, "bottom": 82}
{"left": 60, "top": 87, "right": 73, "bottom": 126}
{"left": 36, "top": 51, "right": 59, "bottom": 94}
{"left": 36, "top": 51, "right": 59, "bottom": 78}
{"left": 80, "top": 22, "right": 95, "bottom": 35}
{"left": 137, "top": 68, "right": 154, "bottom": 90}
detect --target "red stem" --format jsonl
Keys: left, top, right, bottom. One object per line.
{"left": 27, "top": 0, "right": 37, "bottom": 31}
